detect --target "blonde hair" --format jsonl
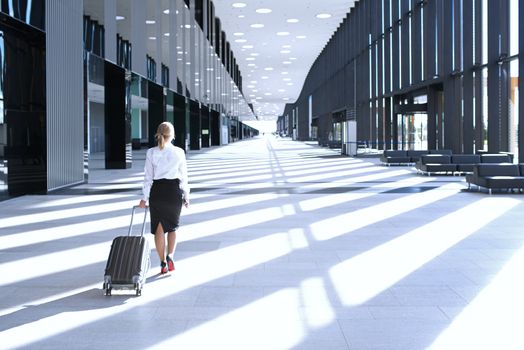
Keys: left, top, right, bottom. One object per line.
{"left": 155, "top": 122, "right": 175, "bottom": 149}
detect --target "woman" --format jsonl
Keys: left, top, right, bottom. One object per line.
{"left": 138, "top": 122, "right": 189, "bottom": 274}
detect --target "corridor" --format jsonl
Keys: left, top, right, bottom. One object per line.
{"left": 1, "top": 135, "right": 524, "bottom": 349}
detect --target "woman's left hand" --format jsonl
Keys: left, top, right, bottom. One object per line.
{"left": 138, "top": 199, "right": 147, "bottom": 208}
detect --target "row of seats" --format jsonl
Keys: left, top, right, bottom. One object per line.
{"left": 415, "top": 154, "right": 512, "bottom": 175}
{"left": 466, "top": 164, "right": 524, "bottom": 194}
{"left": 380, "top": 149, "right": 452, "bottom": 165}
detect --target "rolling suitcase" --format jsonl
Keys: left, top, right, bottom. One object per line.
{"left": 103, "top": 206, "right": 150, "bottom": 296}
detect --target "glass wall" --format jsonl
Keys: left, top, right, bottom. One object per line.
{"left": 0, "top": 13, "right": 46, "bottom": 197}
{"left": 287, "top": 0, "right": 520, "bottom": 156}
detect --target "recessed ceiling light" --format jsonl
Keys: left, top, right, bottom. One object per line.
{"left": 243, "top": 45, "right": 254, "bottom": 49}
{"left": 164, "top": 33, "right": 170, "bottom": 37}
{"left": 281, "top": 72, "right": 289, "bottom": 75}
{"left": 316, "top": 13, "right": 332, "bottom": 19}
{"left": 280, "top": 50, "right": 291, "bottom": 54}
{"left": 185, "top": 24, "right": 192, "bottom": 28}
{"left": 232, "top": 3, "right": 247, "bottom": 8}
{"left": 233, "top": 32, "right": 244, "bottom": 36}
{"left": 149, "top": 36, "right": 156, "bottom": 40}
{"left": 283, "top": 61, "right": 292, "bottom": 64}
{"left": 277, "top": 32, "right": 290, "bottom": 36}
{"left": 262, "top": 76, "right": 269, "bottom": 79}
{"left": 264, "top": 67, "right": 274, "bottom": 71}
{"left": 146, "top": 20, "right": 156, "bottom": 24}
{"left": 264, "top": 93, "right": 272, "bottom": 96}
{"left": 235, "top": 39, "right": 247, "bottom": 43}
{"left": 116, "top": 15, "right": 125, "bottom": 20}
{"left": 238, "top": 15, "right": 245, "bottom": 18}
{"left": 250, "top": 80, "right": 258, "bottom": 83}
{"left": 287, "top": 18, "right": 299, "bottom": 23}
{"left": 246, "top": 57, "right": 256, "bottom": 61}
{"left": 251, "top": 23, "right": 264, "bottom": 28}
{"left": 247, "top": 63, "right": 256, "bottom": 66}
{"left": 163, "top": 9, "right": 170, "bottom": 14}
{"left": 286, "top": 83, "right": 294, "bottom": 86}
{"left": 250, "top": 53, "right": 259, "bottom": 56}
{"left": 278, "top": 89, "right": 286, "bottom": 92}
{"left": 256, "top": 8, "right": 272, "bottom": 14}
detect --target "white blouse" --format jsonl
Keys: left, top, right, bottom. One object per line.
{"left": 142, "top": 143, "right": 190, "bottom": 201}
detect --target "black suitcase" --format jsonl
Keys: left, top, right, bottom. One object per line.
{"left": 103, "top": 206, "right": 150, "bottom": 296}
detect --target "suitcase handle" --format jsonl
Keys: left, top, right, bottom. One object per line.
{"left": 128, "top": 205, "right": 149, "bottom": 236}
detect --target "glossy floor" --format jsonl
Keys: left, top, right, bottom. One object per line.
{"left": 1, "top": 136, "right": 524, "bottom": 349}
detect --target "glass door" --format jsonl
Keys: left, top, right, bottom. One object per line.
{"left": 398, "top": 113, "right": 428, "bottom": 150}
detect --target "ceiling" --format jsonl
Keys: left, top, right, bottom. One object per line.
{"left": 213, "top": 0, "right": 359, "bottom": 120}
{"left": 84, "top": 0, "right": 359, "bottom": 121}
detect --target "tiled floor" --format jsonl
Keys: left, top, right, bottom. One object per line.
{"left": 1, "top": 135, "right": 524, "bottom": 349}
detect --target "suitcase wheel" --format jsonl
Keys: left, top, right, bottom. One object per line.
{"left": 136, "top": 289, "right": 141, "bottom": 296}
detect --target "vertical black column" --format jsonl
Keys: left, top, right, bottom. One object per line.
{"left": 189, "top": 99, "right": 201, "bottom": 150}
{"left": 210, "top": 109, "right": 220, "bottom": 146}
{"left": 474, "top": 0, "right": 483, "bottom": 151}
{"left": 487, "top": 0, "right": 501, "bottom": 152}
{"left": 462, "top": 0, "right": 474, "bottom": 153}
{"left": 424, "top": 0, "right": 436, "bottom": 80}
{"left": 411, "top": 1, "right": 422, "bottom": 84}
{"left": 519, "top": 0, "right": 524, "bottom": 162}
{"left": 427, "top": 86, "right": 438, "bottom": 150}
{"left": 384, "top": 97, "right": 392, "bottom": 149}
{"left": 173, "top": 92, "right": 187, "bottom": 151}
{"left": 392, "top": 96, "right": 400, "bottom": 150}
{"left": 104, "top": 61, "right": 130, "bottom": 169}
{"left": 148, "top": 81, "right": 165, "bottom": 148}
{"left": 383, "top": 0, "right": 391, "bottom": 95}
{"left": 3, "top": 19, "right": 47, "bottom": 196}
{"left": 401, "top": 0, "right": 410, "bottom": 89}
{"left": 377, "top": 2, "right": 384, "bottom": 150}
{"left": 499, "top": 0, "right": 510, "bottom": 152}
{"left": 392, "top": 0, "right": 400, "bottom": 92}
{"left": 442, "top": 0, "right": 459, "bottom": 152}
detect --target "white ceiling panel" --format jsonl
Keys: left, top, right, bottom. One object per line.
{"left": 213, "top": 0, "right": 359, "bottom": 120}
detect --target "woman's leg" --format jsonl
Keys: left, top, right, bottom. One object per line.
{"left": 154, "top": 223, "right": 166, "bottom": 263}
{"left": 166, "top": 231, "right": 177, "bottom": 271}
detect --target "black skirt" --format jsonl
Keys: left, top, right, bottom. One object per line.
{"left": 149, "top": 178, "right": 183, "bottom": 234}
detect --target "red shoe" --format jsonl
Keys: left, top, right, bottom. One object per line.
{"left": 160, "top": 261, "right": 168, "bottom": 274}
{"left": 166, "top": 256, "right": 175, "bottom": 271}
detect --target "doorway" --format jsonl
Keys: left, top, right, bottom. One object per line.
{"left": 398, "top": 113, "right": 428, "bottom": 150}
{"left": 394, "top": 94, "right": 429, "bottom": 150}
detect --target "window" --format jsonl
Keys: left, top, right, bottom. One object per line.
{"left": 146, "top": 55, "right": 157, "bottom": 82}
